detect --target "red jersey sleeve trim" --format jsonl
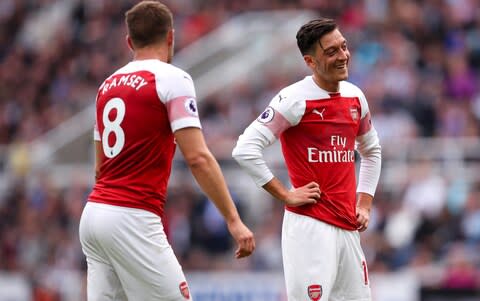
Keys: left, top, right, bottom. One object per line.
{"left": 262, "top": 109, "right": 292, "bottom": 138}
{"left": 358, "top": 112, "right": 372, "bottom": 136}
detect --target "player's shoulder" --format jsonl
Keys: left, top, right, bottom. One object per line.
{"left": 340, "top": 80, "right": 370, "bottom": 114}
{"left": 117, "top": 60, "right": 192, "bottom": 80}
{"left": 339, "top": 80, "right": 365, "bottom": 98}
{"left": 282, "top": 76, "right": 315, "bottom": 94}
{"left": 275, "top": 76, "right": 320, "bottom": 104}
{"left": 154, "top": 61, "right": 192, "bottom": 81}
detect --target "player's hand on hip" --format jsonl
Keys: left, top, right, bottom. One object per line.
{"left": 226, "top": 219, "right": 255, "bottom": 259}
{"left": 356, "top": 206, "right": 370, "bottom": 232}
{"left": 285, "top": 181, "right": 321, "bottom": 207}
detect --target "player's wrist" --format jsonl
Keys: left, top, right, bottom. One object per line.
{"left": 224, "top": 211, "right": 241, "bottom": 225}
{"left": 279, "top": 191, "right": 290, "bottom": 204}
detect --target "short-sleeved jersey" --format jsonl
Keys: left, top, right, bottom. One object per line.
{"left": 254, "top": 76, "right": 373, "bottom": 230}
{"left": 88, "top": 59, "right": 201, "bottom": 218}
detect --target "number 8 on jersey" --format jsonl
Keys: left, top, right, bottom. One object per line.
{"left": 102, "top": 97, "right": 126, "bottom": 158}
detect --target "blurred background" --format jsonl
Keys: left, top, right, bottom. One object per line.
{"left": 1, "top": 0, "right": 480, "bottom": 300}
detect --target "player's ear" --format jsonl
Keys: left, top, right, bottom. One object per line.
{"left": 167, "top": 28, "right": 174, "bottom": 47}
{"left": 304, "top": 54, "right": 316, "bottom": 69}
{"left": 126, "top": 35, "right": 134, "bottom": 51}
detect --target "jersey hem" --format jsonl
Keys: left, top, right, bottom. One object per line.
{"left": 87, "top": 199, "right": 163, "bottom": 218}
{"left": 285, "top": 207, "right": 357, "bottom": 231}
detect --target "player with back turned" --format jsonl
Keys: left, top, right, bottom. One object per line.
{"left": 79, "top": 1, "right": 255, "bottom": 300}
{"left": 233, "top": 18, "right": 381, "bottom": 301}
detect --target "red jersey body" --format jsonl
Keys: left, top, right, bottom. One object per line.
{"left": 88, "top": 59, "right": 201, "bottom": 217}
{"left": 252, "top": 77, "right": 373, "bottom": 230}
{"left": 281, "top": 94, "right": 363, "bottom": 230}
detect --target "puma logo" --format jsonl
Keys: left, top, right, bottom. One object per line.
{"left": 312, "top": 108, "right": 325, "bottom": 120}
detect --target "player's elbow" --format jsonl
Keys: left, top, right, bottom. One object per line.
{"left": 184, "top": 150, "right": 212, "bottom": 171}
{"left": 361, "top": 143, "right": 382, "bottom": 159}
{"left": 231, "top": 144, "right": 242, "bottom": 162}
{"left": 232, "top": 143, "right": 251, "bottom": 166}
{"left": 356, "top": 130, "right": 382, "bottom": 159}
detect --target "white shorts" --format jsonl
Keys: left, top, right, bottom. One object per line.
{"left": 282, "top": 210, "right": 371, "bottom": 301}
{"left": 79, "top": 202, "right": 192, "bottom": 301}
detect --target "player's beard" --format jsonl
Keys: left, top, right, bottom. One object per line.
{"left": 335, "top": 65, "right": 348, "bottom": 81}
{"left": 326, "top": 62, "right": 349, "bottom": 82}
{"left": 317, "top": 55, "right": 349, "bottom": 82}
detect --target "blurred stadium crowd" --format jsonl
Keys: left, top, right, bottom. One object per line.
{"left": 1, "top": 0, "right": 480, "bottom": 299}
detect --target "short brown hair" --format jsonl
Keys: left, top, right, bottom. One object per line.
{"left": 125, "top": 1, "right": 173, "bottom": 48}
{"left": 296, "top": 18, "right": 337, "bottom": 55}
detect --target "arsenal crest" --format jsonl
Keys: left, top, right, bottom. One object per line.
{"left": 350, "top": 107, "right": 359, "bottom": 121}
{"left": 179, "top": 281, "right": 190, "bottom": 299}
{"left": 307, "top": 284, "right": 322, "bottom": 301}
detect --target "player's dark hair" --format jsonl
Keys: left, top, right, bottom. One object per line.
{"left": 296, "top": 18, "right": 338, "bottom": 56}
{"left": 125, "top": 1, "right": 173, "bottom": 48}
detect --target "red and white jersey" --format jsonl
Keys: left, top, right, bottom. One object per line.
{"left": 233, "top": 76, "right": 381, "bottom": 230}
{"left": 88, "top": 59, "right": 201, "bottom": 218}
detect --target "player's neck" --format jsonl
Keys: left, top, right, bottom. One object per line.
{"left": 312, "top": 74, "right": 339, "bottom": 93}
{"left": 133, "top": 46, "right": 169, "bottom": 63}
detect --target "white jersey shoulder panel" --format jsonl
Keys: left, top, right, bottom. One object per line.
{"left": 339, "top": 81, "right": 370, "bottom": 119}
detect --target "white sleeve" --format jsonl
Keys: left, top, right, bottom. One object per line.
{"left": 94, "top": 93, "right": 100, "bottom": 141}
{"left": 353, "top": 84, "right": 370, "bottom": 120}
{"left": 354, "top": 84, "right": 381, "bottom": 196}
{"left": 94, "top": 125, "right": 100, "bottom": 141}
{"left": 232, "top": 126, "right": 275, "bottom": 186}
{"left": 232, "top": 91, "right": 304, "bottom": 187}
{"left": 355, "top": 127, "right": 382, "bottom": 196}
{"left": 156, "top": 69, "right": 201, "bottom": 132}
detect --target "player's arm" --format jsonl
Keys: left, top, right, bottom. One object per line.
{"left": 355, "top": 116, "right": 382, "bottom": 231}
{"left": 93, "top": 117, "right": 102, "bottom": 183}
{"left": 232, "top": 107, "right": 320, "bottom": 206}
{"left": 174, "top": 127, "right": 255, "bottom": 258}
{"left": 353, "top": 87, "right": 382, "bottom": 231}
{"left": 94, "top": 141, "right": 102, "bottom": 182}
{"left": 263, "top": 177, "right": 320, "bottom": 206}
{"left": 356, "top": 192, "right": 373, "bottom": 232}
